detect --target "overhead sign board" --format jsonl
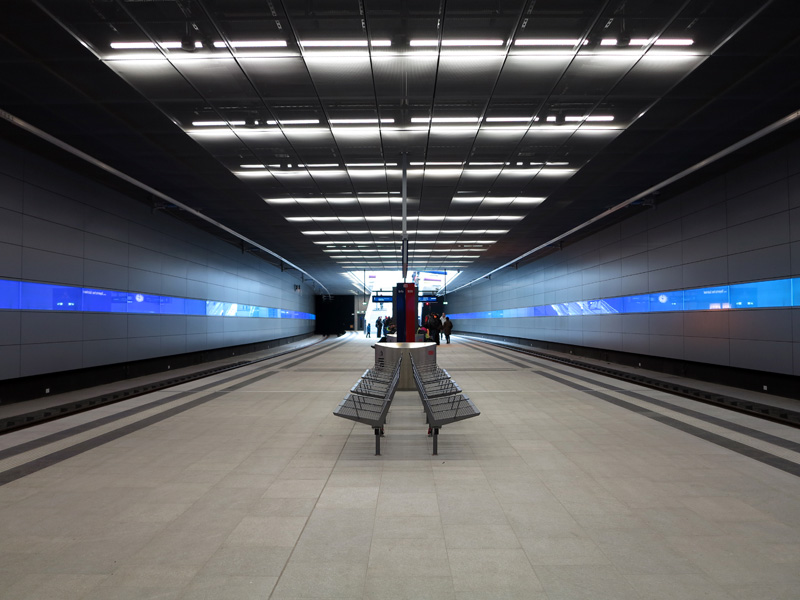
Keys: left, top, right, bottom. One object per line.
{"left": 418, "top": 296, "right": 438, "bottom": 303}
{"left": 372, "top": 295, "right": 393, "bottom": 303}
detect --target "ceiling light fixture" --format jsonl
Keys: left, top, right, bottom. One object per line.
{"left": 213, "top": 40, "right": 287, "bottom": 48}
{"left": 514, "top": 39, "right": 584, "bottom": 46}
{"left": 300, "top": 40, "right": 391, "bottom": 47}
{"left": 330, "top": 118, "right": 395, "bottom": 124}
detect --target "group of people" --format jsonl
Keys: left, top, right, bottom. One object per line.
{"left": 420, "top": 313, "right": 453, "bottom": 345}
{"left": 366, "top": 313, "right": 453, "bottom": 344}
{"left": 366, "top": 315, "right": 393, "bottom": 339}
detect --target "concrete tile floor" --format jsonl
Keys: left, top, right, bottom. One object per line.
{"left": 0, "top": 334, "right": 799, "bottom": 599}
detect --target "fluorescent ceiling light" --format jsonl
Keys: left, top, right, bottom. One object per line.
{"left": 329, "top": 118, "right": 395, "bottom": 124}
{"left": 266, "top": 119, "right": 320, "bottom": 125}
{"left": 110, "top": 41, "right": 202, "bottom": 50}
{"left": 192, "top": 120, "right": 245, "bottom": 127}
{"left": 300, "top": 40, "right": 391, "bottom": 47}
{"left": 410, "top": 162, "right": 464, "bottom": 166}
{"left": 564, "top": 115, "right": 615, "bottom": 122}
{"left": 213, "top": 40, "right": 287, "bottom": 48}
{"left": 485, "top": 117, "right": 532, "bottom": 122}
{"left": 412, "top": 117, "right": 481, "bottom": 123}
{"left": 410, "top": 39, "right": 504, "bottom": 47}
{"left": 302, "top": 163, "right": 340, "bottom": 168}
{"left": 240, "top": 164, "right": 265, "bottom": 168}
{"left": 111, "top": 42, "right": 159, "bottom": 49}
{"left": 515, "top": 39, "right": 583, "bottom": 46}
{"left": 346, "top": 163, "right": 398, "bottom": 167}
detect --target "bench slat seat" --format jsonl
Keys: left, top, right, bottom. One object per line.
{"left": 334, "top": 357, "right": 402, "bottom": 455}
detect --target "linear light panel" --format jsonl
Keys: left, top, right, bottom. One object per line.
{"left": 514, "top": 39, "right": 583, "bottom": 46}
{"left": 300, "top": 40, "right": 391, "bottom": 47}
{"left": 330, "top": 118, "right": 395, "bottom": 124}
{"left": 214, "top": 40, "right": 288, "bottom": 48}
{"left": 411, "top": 117, "right": 481, "bottom": 123}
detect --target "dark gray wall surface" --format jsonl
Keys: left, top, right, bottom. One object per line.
{"left": 448, "top": 138, "right": 800, "bottom": 376}
{"left": 0, "top": 139, "right": 314, "bottom": 380}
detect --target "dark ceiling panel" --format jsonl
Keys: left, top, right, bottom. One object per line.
{"left": 0, "top": 0, "right": 797, "bottom": 294}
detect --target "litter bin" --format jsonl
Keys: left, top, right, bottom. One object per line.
{"left": 374, "top": 342, "right": 437, "bottom": 390}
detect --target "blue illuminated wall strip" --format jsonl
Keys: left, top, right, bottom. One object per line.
{"left": 449, "top": 277, "right": 800, "bottom": 320}
{"left": 0, "top": 279, "right": 315, "bottom": 320}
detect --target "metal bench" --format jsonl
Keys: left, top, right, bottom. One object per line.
{"left": 410, "top": 355, "right": 480, "bottom": 455}
{"left": 334, "top": 357, "right": 402, "bottom": 455}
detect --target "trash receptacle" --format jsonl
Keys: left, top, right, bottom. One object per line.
{"left": 375, "top": 342, "right": 437, "bottom": 390}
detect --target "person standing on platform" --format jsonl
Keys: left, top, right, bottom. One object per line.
{"left": 366, "top": 323, "right": 371, "bottom": 338}
{"left": 443, "top": 316, "right": 453, "bottom": 343}
{"left": 375, "top": 316, "right": 383, "bottom": 338}
{"left": 429, "top": 313, "right": 441, "bottom": 345}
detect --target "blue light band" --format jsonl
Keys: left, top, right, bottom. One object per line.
{"left": 448, "top": 277, "right": 800, "bottom": 320}
{"left": 0, "top": 279, "right": 315, "bottom": 320}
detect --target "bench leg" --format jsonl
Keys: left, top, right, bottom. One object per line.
{"left": 374, "top": 428, "right": 381, "bottom": 455}
{"left": 432, "top": 427, "right": 439, "bottom": 455}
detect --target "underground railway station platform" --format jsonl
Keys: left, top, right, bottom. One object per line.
{"left": 1, "top": 333, "right": 799, "bottom": 600}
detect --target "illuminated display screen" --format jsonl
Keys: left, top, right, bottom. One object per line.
{"left": 448, "top": 277, "right": 800, "bottom": 321}
{"left": 0, "top": 279, "right": 315, "bottom": 320}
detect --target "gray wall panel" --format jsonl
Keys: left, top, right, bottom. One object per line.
{"left": 679, "top": 177, "right": 726, "bottom": 216}
{"left": 790, "top": 173, "right": 800, "bottom": 208}
{"left": 620, "top": 252, "right": 647, "bottom": 276}
{"left": 0, "top": 242, "right": 22, "bottom": 278}
{"left": 622, "top": 314, "right": 649, "bottom": 334}
{"left": 648, "top": 266, "right": 682, "bottom": 292}
{"left": 128, "top": 268, "right": 162, "bottom": 295}
{"left": 726, "top": 149, "right": 787, "bottom": 196}
{"left": 728, "top": 245, "right": 790, "bottom": 282}
{"left": 619, "top": 273, "right": 648, "bottom": 295}
{"left": 727, "top": 213, "right": 790, "bottom": 254}
{"left": 83, "top": 339, "right": 128, "bottom": 368}
{"left": 648, "top": 219, "right": 682, "bottom": 250}
{"left": 22, "top": 247, "right": 84, "bottom": 285}
{"left": 21, "top": 312, "right": 83, "bottom": 344}
{"left": 83, "top": 314, "right": 128, "bottom": 341}
{"left": 684, "top": 311, "right": 729, "bottom": 339}
{"left": 160, "top": 316, "right": 187, "bottom": 337}
{"left": 682, "top": 230, "right": 727, "bottom": 263}
{"left": 127, "top": 315, "right": 162, "bottom": 338}
{"left": 84, "top": 209, "right": 129, "bottom": 242}
{"left": 682, "top": 257, "right": 728, "bottom": 289}
{"left": 0, "top": 312, "right": 21, "bottom": 345}
{"left": 0, "top": 346, "right": 21, "bottom": 380}
{"left": 448, "top": 139, "right": 800, "bottom": 376}
{"left": 730, "top": 340, "right": 793, "bottom": 375}
{"left": 84, "top": 260, "right": 128, "bottom": 291}
{"left": 726, "top": 180, "right": 788, "bottom": 226}
{"left": 23, "top": 185, "right": 84, "bottom": 229}
{"left": 0, "top": 207, "right": 23, "bottom": 245}
{"left": 684, "top": 337, "right": 729, "bottom": 365}
{"left": 23, "top": 216, "right": 84, "bottom": 257}
{"left": 0, "top": 172, "right": 24, "bottom": 212}
{"left": 84, "top": 233, "right": 129, "bottom": 266}
{"left": 127, "top": 337, "right": 157, "bottom": 362}
{"left": 621, "top": 333, "right": 649, "bottom": 355}
{"left": 648, "top": 243, "right": 682, "bottom": 271}
{"left": 794, "top": 343, "right": 800, "bottom": 377}
{"left": 1, "top": 135, "right": 316, "bottom": 382}
{"left": 21, "top": 342, "right": 83, "bottom": 376}
{"left": 648, "top": 313, "right": 684, "bottom": 337}
{"left": 682, "top": 203, "right": 726, "bottom": 239}
{"left": 649, "top": 334, "right": 684, "bottom": 360}
{"left": 728, "top": 309, "right": 793, "bottom": 342}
